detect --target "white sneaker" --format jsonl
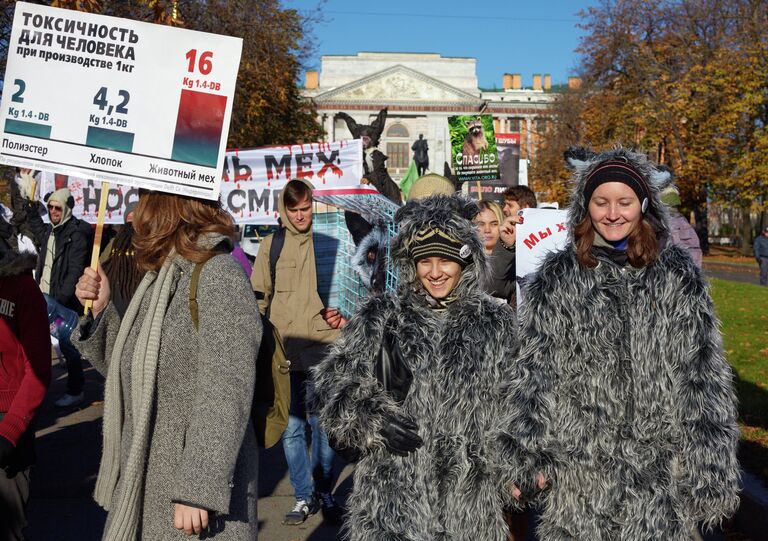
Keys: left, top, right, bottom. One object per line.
{"left": 55, "top": 392, "right": 84, "bottom": 407}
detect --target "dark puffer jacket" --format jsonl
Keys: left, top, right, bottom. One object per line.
{"left": 26, "top": 203, "right": 92, "bottom": 312}
{"left": 502, "top": 148, "right": 740, "bottom": 540}
{"left": 313, "top": 195, "right": 520, "bottom": 541}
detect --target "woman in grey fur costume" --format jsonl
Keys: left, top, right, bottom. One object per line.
{"left": 502, "top": 147, "right": 740, "bottom": 540}
{"left": 74, "top": 192, "right": 261, "bottom": 541}
{"left": 312, "top": 194, "right": 520, "bottom": 541}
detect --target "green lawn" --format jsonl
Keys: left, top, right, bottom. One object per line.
{"left": 709, "top": 278, "right": 768, "bottom": 480}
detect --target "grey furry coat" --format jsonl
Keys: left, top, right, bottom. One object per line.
{"left": 503, "top": 148, "right": 740, "bottom": 540}
{"left": 313, "top": 195, "right": 520, "bottom": 541}
{"left": 75, "top": 249, "right": 261, "bottom": 540}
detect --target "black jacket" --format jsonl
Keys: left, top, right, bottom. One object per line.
{"left": 487, "top": 242, "right": 515, "bottom": 303}
{"left": 26, "top": 204, "right": 92, "bottom": 312}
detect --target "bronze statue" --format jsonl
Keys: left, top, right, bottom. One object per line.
{"left": 412, "top": 134, "right": 429, "bottom": 177}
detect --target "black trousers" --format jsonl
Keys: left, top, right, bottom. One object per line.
{"left": 0, "top": 414, "right": 34, "bottom": 541}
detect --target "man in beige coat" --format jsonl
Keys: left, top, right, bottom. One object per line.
{"left": 251, "top": 178, "right": 343, "bottom": 526}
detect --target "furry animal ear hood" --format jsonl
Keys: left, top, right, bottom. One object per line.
{"left": 563, "top": 146, "right": 672, "bottom": 236}
{"left": 391, "top": 194, "right": 489, "bottom": 298}
{"left": 334, "top": 108, "right": 387, "bottom": 148}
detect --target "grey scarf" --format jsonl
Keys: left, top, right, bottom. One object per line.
{"left": 95, "top": 254, "right": 180, "bottom": 541}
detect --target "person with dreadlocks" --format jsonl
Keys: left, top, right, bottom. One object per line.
{"left": 100, "top": 206, "right": 143, "bottom": 317}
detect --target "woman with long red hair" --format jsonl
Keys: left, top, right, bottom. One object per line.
{"left": 75, "top": 191, "right": 261, "bottom": 540}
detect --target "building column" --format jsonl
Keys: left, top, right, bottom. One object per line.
{"left": 324, "top": 112, "right": 335, "bottom": 142}
{"left": 525, "top": 116, "right": 533, "bottom": 159}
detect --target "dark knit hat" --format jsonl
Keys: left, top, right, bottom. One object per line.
{"left": 410, "top": 227, "right": 472, "bottom": 267}
{"left": 583, "top": 159, "right": 652, "bottom": 213}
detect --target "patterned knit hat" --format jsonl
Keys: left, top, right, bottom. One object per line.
{"left": 410, "top": 227, "right": 472, "bottom": 267}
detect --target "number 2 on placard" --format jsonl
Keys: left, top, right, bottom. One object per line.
{"left": 186, "top": 49, "right": 213, "bottom": 75}
{"left": 11, "top": 79, "right": 25, "bottom": 103}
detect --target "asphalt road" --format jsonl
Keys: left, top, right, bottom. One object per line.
{"left": 25, "top": 359, "right": 350, "bottom": 541}
{"left": 23, "top": 288, "right": 759, "bottom": 541}
{"left": 703, "top": 261, "right": 761, "bottom": 285}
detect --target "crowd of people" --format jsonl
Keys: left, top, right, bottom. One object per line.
{"left": 0, "top": 147, "right": 744, "bottom": 541}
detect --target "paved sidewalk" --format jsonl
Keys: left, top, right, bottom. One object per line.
{"left": 22, "top": 356, "right": 758, "bottom": 540}
{"left": 24, "top": 359, "right": 350, "bottom": 541}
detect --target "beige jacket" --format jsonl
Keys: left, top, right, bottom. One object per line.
{"left": 251, "top": 179, "right": 340, "bottom": 370}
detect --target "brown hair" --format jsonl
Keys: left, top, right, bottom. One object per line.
{"left": 503, "top": 185, "right": 537, "bottom": 209}
{"left": 574, "top": 215, "right": 659, "bottom": 268}
{"left": 283, "top": 179, "right": 313, "bottom": 208}
{"left": 133, "top": 191, "right": 235, "bottom": 272}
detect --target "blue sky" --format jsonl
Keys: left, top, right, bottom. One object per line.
{"left": 283, "top": 0, "right": 600, "bottom": 89}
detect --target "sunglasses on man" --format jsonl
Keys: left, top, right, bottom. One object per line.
{"left": 47, "top": 204, "right": 63, "bottom": 211}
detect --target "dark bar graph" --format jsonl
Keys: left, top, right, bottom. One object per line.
{"left": 5, "top": 118, "right": 51, "bottom": 139}
{"left": 170, "top": 89, "right": 227, "bottom": 167}
{"left": 86, "top": 126, "right": 135, "bottom": 153}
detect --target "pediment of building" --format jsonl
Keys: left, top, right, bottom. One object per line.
{"left": 313, "top": 65, "right": 482, "bottom": 105}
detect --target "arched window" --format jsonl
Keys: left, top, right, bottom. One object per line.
{"left": 386, "top": 123, "right": 409, "bottom": 138}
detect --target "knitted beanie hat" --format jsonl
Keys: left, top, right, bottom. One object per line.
{"left": 407, "top": 174, "right": 456, "bottom": 201}
{"left": 410, "top": 227, "right": 472, "bottom": 267}
{"left": 46, "top": 188, "right": 73, "bottom": 225}
{"left": 582, "top": 159, "right": 652, "bottom": 213}
{"left": 48, "top": 187, "right": 72, "bottom": 207}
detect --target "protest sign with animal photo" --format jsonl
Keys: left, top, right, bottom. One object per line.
{"left": 448, "top": 114, "right": 499, "bottom": 183}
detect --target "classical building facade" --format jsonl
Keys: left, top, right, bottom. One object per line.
{"left": 302, "top": 52, "right": 573, "bottom": 180}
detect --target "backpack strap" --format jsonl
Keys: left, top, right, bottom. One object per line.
{"left": 266, "top": 227, "right": 286, "bottom": 319}
{"left": 269, "top": 227, "right": 286, "bottom": 287}
{"left": 189, "top": 261, "right": 205, "bottom": 331}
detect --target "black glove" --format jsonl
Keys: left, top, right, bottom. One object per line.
{"left": 0, "top": 435, "right": 14, "bottom": 468}
{"left": 379, "top": 413, "right": 423, "bottom": 457}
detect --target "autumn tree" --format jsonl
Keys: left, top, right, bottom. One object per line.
{"left": 179, "top": 0, "right": 323, "bottom": 148}
{"left": 0, "top": 0, "right": 323, "bottom": 148}
{"left": 529, "top": 84, "right": 588, "bottom": 206}
{"left": 539, "top": 0, "right": 768, "bottom": 252}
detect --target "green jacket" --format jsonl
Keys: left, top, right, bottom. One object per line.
{"left": 251, "top": 179, "right": 340, "bottom": 371}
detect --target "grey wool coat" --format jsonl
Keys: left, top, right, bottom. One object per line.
{"left": 502, "top": 148, "right": 740, "bottom": 540}
{"left": 75, "top": 251, "right": 262, "bottom": 540}
{"left": 313, "top": 195, "right": 521, "bottom": 541}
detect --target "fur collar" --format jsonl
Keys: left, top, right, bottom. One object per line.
{"left": 0, "top": 251, "right": 37, "bottom": 278}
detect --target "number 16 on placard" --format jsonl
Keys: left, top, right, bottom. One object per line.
{"left": 172, "top": 48, "right": 227, "bottom": 168}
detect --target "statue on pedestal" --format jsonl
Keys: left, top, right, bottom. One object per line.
{"left": 412, "top": 134, "right": 429, "bottom": 177}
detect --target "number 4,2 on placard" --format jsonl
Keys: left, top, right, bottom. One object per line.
{"left": 93, "top": 87, "right": 130, "bottom": 116}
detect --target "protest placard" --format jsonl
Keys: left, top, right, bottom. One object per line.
{"left": 463, "top": 180, "right": 507, "bottom": 204}
{"left": 515, "top": 208, "right": 569, "bottom": 306}
{"left": 36, "top": 139, "right": 365, "bottom": 224}
{"left": 448, "top": 114, "right": 499, "bottom": 183}
{"left": 0, "top": 2, "right": 242, "bottom": 200}
{"left": 221, "top": 139, "right": 363, "bottom": 223}
{"left": 496, "top": 133, "right": 520, "bottom": 186}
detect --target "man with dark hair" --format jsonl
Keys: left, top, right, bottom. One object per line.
{"left": 500, "top": 183, "right": 539, "bottom": 538}
{"left": 21, "top": 187, "right": 92, "bottom": 408}
{"left": 251, "top": 179, "right": 342, "bottom": 526}
{"left": 502, "top": 185, "right": 537, "bottom": 218}
{"left": 488, "top": 186, "right": 539, "bottom": 306}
